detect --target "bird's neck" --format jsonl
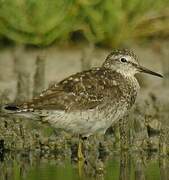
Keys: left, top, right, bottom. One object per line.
{"left": 123, "top": 73, "right": 140, "bottom": 91}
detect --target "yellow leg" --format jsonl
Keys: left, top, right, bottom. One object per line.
{"left": 78, "top": 157, "right": 84, "bottom": 178}
{"left": 78, "top": 139, "right": 85, "bottom": 161}
{"left": 78, "top": 139, "right": 85, "bottom": 178}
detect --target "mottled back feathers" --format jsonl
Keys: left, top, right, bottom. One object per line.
{"left": 19, "top": 67, "right": 126, "bottom": 112}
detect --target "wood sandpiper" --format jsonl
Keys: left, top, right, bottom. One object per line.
{"left": 3, "top": 49, "right": 163, "bottom": 160}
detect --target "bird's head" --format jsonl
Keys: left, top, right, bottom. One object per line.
{"left": 102, "top": 49, "right": 163, "bottom": 78}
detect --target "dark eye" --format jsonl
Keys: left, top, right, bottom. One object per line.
{"left": 120, "top": 58, "right": 127, "bottom": 63}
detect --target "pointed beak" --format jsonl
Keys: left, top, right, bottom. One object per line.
{"left": 137, "top": 65, "right": 163, "bottom": 78}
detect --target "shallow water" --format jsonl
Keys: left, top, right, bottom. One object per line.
{"left": 0, "top": 150, "right": 167, "bottom": 180}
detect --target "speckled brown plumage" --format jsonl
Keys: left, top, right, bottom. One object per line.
{"left": 19, "top": 67, "right": 137, "bottom": 112}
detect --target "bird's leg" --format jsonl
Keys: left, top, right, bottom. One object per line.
{"left": 78, "top": 136, "right": 88, "bottom": 178}
{"left": 78, "top": 136, "right": 85, "bottom": 161}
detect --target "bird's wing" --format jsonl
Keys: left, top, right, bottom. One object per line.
{"left": 21, "top": 68, "right": 121, "bottom": 111}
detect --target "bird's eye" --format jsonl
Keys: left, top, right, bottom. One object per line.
{"left": 120, "top": 58, "right": 127, "bottom": 63}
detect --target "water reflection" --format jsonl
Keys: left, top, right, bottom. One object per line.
{"left": 0, "top": 150, "right": 168, "bottom": 180}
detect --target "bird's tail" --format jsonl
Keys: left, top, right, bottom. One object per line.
{"left": 1, "top": 103, "right": 37, "bottom": 119}
{"left": 2, "top": 104, "right": 20, "bottom": 113}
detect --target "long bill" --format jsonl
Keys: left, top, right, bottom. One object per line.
{"left": 137, "top": 65, "right": 163, "bottom": 78}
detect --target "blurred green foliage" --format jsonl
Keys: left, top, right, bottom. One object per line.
{"left": 0, "top": 0, "right": 169, "bottom": 47}
{"left": 0, "top": 0, "right": 76, "bottom": 45}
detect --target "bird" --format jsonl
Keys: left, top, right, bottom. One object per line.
{"left": 3, "top": 49, "right": 163, "bottom": 160}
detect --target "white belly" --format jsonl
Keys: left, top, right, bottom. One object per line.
{"left": 42, "top": 102, "right": 128, "bottom": 137}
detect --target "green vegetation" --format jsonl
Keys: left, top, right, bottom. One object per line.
{"left": 0, "top": 0, "right": 169, "bottom": 47}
